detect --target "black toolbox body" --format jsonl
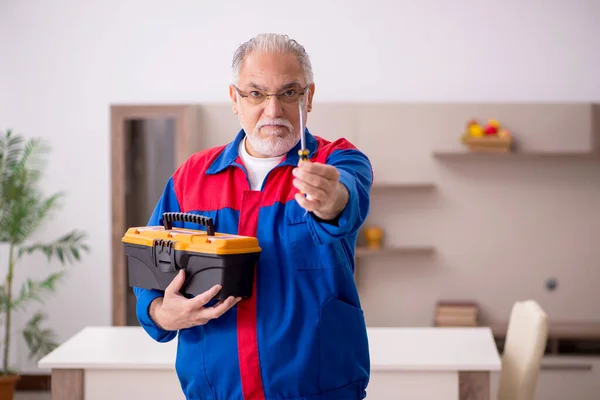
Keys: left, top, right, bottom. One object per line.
{"left": 122, "top": 212, "right": 261, "bottom": 300}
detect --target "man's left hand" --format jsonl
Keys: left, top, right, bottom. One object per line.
{"left": 292, "top": 161, "right": 348, "bottom": 221}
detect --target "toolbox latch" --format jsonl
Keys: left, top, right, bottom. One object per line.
{"left": 152, "top": 239, "right": 178, "bottom": 273}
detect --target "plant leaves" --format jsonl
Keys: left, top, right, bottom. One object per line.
{"left": 0, "top": 130, "right": 61, "bottom": 245}
{"left": 22, "top": 311, "right": 59, "bottom": 360}
{"left": 10, "top": 271, "right": 66, "bottom": 311}
{"left": 17, "top": 229, "right": 90, "bottom": 264}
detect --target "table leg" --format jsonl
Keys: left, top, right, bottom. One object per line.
{"left": 459, "top": 371, "right": 490, "bottom": 400}
{"left": 51, "top": 368, "right": 84, "bottom": 400}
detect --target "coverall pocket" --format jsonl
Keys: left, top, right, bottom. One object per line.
{"left": 287, "top": 218, "right": 326, "bottom": 270}
{"left": 286, "top": 203, "right": 325, "bottom": 270}
{"left": 285, "top": 201, "right": 346, "bottom": 270}
{"left": 318, "top": 296, "right": 370, "bottom": 392}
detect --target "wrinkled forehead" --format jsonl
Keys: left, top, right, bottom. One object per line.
{"left": 237, "top": 51, "right": 307, "bottom": 91}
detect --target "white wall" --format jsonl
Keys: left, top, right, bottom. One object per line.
{"left": 0, "top": 0, "right": 599, "bottom": 373}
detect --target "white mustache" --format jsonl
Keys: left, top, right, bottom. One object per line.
{"left": 256, "top": 118, "right": 293, "bottom": 131}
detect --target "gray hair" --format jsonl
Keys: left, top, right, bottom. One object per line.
{"left": 231, "top": 33, "right": 314, "bottom": 85}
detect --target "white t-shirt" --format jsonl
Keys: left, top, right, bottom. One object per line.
{"left": 238, "top": 137, "right": 284, "bottom": 191}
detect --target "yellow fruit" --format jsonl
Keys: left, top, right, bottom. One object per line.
{"left": 488, "top": 119, "right": 500, "bottom": 128}
{"left": 469, "top": 125, "right": 484, "bottom": 137}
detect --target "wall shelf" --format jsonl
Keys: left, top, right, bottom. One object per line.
{"left": 371, "top": 182, "right": 435, "bottom": 190}
{"left": 355, "top": 246, "right": 435, "bottom": 257}
{"left": 432, "top": 151, "right": 600, "bottom": 160}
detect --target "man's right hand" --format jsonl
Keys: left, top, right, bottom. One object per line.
{"left": 149, "top": 269, "right": 241, "bottom": 331}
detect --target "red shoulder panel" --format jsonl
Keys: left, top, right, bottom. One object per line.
{"left": 172, "top": 146, "right": 248, "bottom": 212}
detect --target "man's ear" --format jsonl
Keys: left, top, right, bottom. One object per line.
{"left": 306, "top": 83, "right": 315, "bottom": 112}
{"left": 229, "top": 85, "right": 239, "bottom": 114}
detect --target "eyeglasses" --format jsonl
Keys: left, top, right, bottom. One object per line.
{"left": 233, "top": 84, "right": 310, "bottom": 105}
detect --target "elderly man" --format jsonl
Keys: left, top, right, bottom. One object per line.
{"left": 134, "top": 33, "right": 373, "bottom": 400}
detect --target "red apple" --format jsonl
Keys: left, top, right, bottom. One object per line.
{"left": 484, "top": 125, "right": 498, "bottom": 135}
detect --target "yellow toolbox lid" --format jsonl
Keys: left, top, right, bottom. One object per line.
{"left": 122, "top": 226, "right": 261, "bottom": 255}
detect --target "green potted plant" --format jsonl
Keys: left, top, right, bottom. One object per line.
{"left": 0, "top": 129, "right": 90, "bottom": 399}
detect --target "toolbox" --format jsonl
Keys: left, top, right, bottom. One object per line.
{"left": 122, "top": 212, "right": 262, "bottom": 301}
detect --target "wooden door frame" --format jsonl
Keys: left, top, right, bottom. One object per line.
{"left": 110, "top": 104, "right": 198, "bottom": 326}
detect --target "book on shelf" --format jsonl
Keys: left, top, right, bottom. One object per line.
{"left": 434, "top": 300, "right": 479, "bottom": 327}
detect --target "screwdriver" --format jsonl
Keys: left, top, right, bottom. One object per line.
{"left": 298, "top": 94, "right": 309, "bottom": 163}
{"left": 297, "top": 93, "right": 310, "bottom": 199}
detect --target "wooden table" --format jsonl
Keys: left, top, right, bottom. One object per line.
{"left": 367, "top": 327, "right": 502, "bottom": 399}
{"left": 38, "top": 326, "right": 183, "bottom": 400}
{"left": 38, "top": 326, "right": 501, "bottom": 400}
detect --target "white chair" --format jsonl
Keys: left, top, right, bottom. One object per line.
{"left": 497, "top": 299, "right": 549, "bottom": 400}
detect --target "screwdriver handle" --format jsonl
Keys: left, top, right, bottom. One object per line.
{"left": 297, "top": 149, "right": 310, "bottom": 195}
{"left": 298, "top": 149, "right": 309, "bottom": 162}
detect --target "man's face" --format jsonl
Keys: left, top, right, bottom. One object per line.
{"left": 229, "top": 51, "right": 315, "bottom": 158}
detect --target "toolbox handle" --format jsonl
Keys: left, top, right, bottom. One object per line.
{"left": 161, "top": 212, "right": 215, "bottom": 236}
